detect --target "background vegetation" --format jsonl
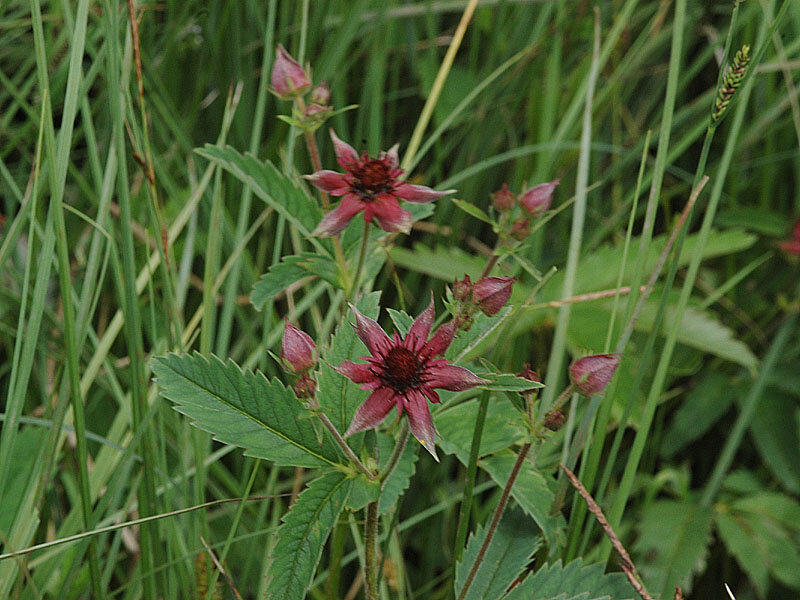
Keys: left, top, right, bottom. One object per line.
{"left": 1, "top": 0, "right": 799, "bottom": 598}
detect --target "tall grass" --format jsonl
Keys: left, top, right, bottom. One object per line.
{"left": 1, "top": 1, "right": 799, "bottom": 598}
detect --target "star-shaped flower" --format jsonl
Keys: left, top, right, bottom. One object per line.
{"left": 335, "top": 299, "right": 485, "bottom": 459}
{"left": 305, "top": 130, "right": 455, "bottom": 237}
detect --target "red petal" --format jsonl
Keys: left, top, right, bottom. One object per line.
{"left": 405, "top": 391, "right": 438, "bottom": 461}
{"left": 383, "top": 143, "right": 400, "bottom": 169}
{"left": 312, "top": 195, "right": 363, "bottom": 237}
{"left": 303, "top": 170, "right": 350, "bottom": 195}
{"left": 345, "top": 387, "right": 396, "bottom": 436}
{"left": 350, "top": 305, "right": 392, "bottom": 356}
{"left": 394, "top": 182, "right": 455, "bottom": 204}
{"left": 406, "top": 293, "right": 434, "bottom": 350}
{"left": 423, "top": 319, "right": 458, "bottom": 358}
{"left": 426, "top": 363, "right": 487, "bottom": 391}
{"left": 334, "top": 360, "right": 375, "bottom": 384}
{"left": 330, "top": 129, "right": 360, "bottom": 170}
{"left": 370, "top": 195, "right": 413, "bottom": 233}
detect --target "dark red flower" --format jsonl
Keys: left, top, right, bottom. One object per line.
{"left": 305, "top": 130, "right": 455, "bottom": 237}
{"left": 335, "top": 299, "right": 485, "bottom": 460}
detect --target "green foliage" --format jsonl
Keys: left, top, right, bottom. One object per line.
{"left": 436, "top": 396, "right": 526, "bottom": 464}
{"left": 745, "top": 389, "right": 800, "bottom": 494}
{"left": 634, "top": 500, "right": 713, "bottom": 598}
{"left": 195, "top": 145, "right": 329, "bottom": 254}
{"left": 660, "top": 373, "right": 734, "bottom": 458}
{"left": 267, "top": 472, "right": 351, "bottom": 600}
{"left": 715, "top": 490, "right": 800, "bottom": 595}
{"left": 455, "top": 508, "right": 540, "bottom": 600}
{"left": 451, "top": 197, "right": 496, "bottom": 225}
{"left": 251, "top": 252, "right": 341, "bottom": 309}
{"left": 378, "top": 432, "right": 419, "bottom": 515}
{"left": 481, "top": 452, "right": 565, "bottom": 549}
{"left": 503, "top": 559, "right": 635, "bottom": 600}
{"left": 152, "top": 353, "right": 343, "bottom": 468}
{"left": 447, "top": 307, "right": 513, "bottom": 363}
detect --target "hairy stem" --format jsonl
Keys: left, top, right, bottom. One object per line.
{"left": 452, "top": 391, "right": 490, "bottom": 564}
{"left": 457, "top": 442, "right": 532, "bottom": 600}
{"left": 379, "top": 420, "right": 410, "bottom": 484}
{"left": 350, "top": 219, "right": 371, "bottom": 300}
{"left": 364, "top": 501, "right": 380, "bottom": 600}
{"left": 316, "top": 412, "right": 376, "bottom": 480}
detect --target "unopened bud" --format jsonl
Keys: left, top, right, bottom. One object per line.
{"left": 569, "top": 353, "right": 620, "bottom": 396}
{"left": 271, "top": 44, "right": 311, "bottom": 99}
{"left": 490, "top": 183, "right": 515, "bottom": 212}
{"left": 473, "top": 276, "right": 515, "bottom": 316}
{"left": 309, "top": 82, "right": 330, "bottom": 106}
{"left": 281, "top": 320, "right": 316, "bottom": 373}
{"left": 544, "top": 410, "right": 565, "bottom": 431}
{"left": 519, "top": 179, "right": 559, "bottom": 216}
{"left": 510, "top": 218, "right": 531, "bottom": 241}
{"left": 517, "top": 363, "right": 541, "bottom": 391}
{"left": 453, "top": 274, "right": 473, "bottom": 302}
{"left": 293, "top": 374, "right": 316, "bottom": 399}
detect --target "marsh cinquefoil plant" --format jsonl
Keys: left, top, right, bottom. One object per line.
{"left": 150, "top": 43, "right": 646, "bottom": 600}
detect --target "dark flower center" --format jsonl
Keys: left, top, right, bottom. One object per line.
{"left": 353, "top": 159, "right": 393, "bottom": 198}
{"left": 381, "top": 346, "right": 422, "bottom": 392}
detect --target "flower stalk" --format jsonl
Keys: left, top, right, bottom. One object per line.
{"left": 350, "top": 218, "right": 371, "bottom": 300}
{"left": 364, "top": 501, "right": 380, "bottom": 600}
{"left": 457, "top": 440, "right": 532, "bottom": 600}
{"left": 314, "top": 409, "right": 376, "bottom": 480}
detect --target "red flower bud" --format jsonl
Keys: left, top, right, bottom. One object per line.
{"left": 473, "top": 276, "right": 515, "bottom": 316}
{"left": 490, "top": 183, "right": 515, "bottom": 212}
{"left": 271, "top": 44, "right": 311, "bottom": 99}
{"left": 517, "top": 363, "right": 541, "bottom": 392}
{"left": 293, "top": 374, "right": 316, "bottom": 399}
{"left": 544, "top": 409, "right": 565, "bottom": 431}
{"left": 569, "top": 353, "right": 620, "bottom": 396}
{"left": 281, "top": 320, "right": 316, "bottom": 373}
{"left": 453, "top": 274, "right": 473, "bottom": 302}
{"left": 309, "top": 82, "right": 330, "bottom": 106}
{"left": 510, "top": 218, "right": 531, "bottom": 241}
{"left": 519, "top": 179, "right": 559, "bottom": 216}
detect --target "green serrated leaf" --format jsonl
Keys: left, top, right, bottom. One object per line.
{"left": 455, "top": 508, "right": 540, "bottom": 600}
{"left": 745, "top": 390, "right": 800, "bottom": 494}
{"left": 194, "top": 144, "right": 330, "bottom": 255}
{"left": 477, "top": 373, "right": 544, "bottom": 392}
{"left": 436, "top": 396, "right": 525, "bottom": 464}
{"left": 633, "top": 500, "right": 713, "bottom": 599}
{"left": 504, "top": 559, "right": 635, "bottom": 600}
{"left": 152, "top": 353, "right": 342, "bottom": 468}
{"left": 386, "top": 308, "right": 414, "bottom": 336}
{"left": 480, "top": 451, "right": 565, "bottom": 549}
{"left": 346, "top": 431, "right": 420, "bottom": 513}
{"left": 317, "top": 293, "right": 382, "bottom": 436}
{"left": 451, "top": 197, "right": 495, "bottom": 225}
{"left": 715, "top": 510, "right": 769, "bottom": 596}
{"left": 346, "top": 473, "right": 380, "bottom": 512}
{"left": 716, "top": 501, "right": 800, "bottom": 594}
{"left": 448, "top": 307, "right": 512, "bottom": 363}
{"left": 267, "top": 472, "right": 351, "bottom": 600}
{"left": 660, "top": 374, "right": 735, "bottom": 458}
{"left": 251, "top": 252, "right": 341, "bottom": 309}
